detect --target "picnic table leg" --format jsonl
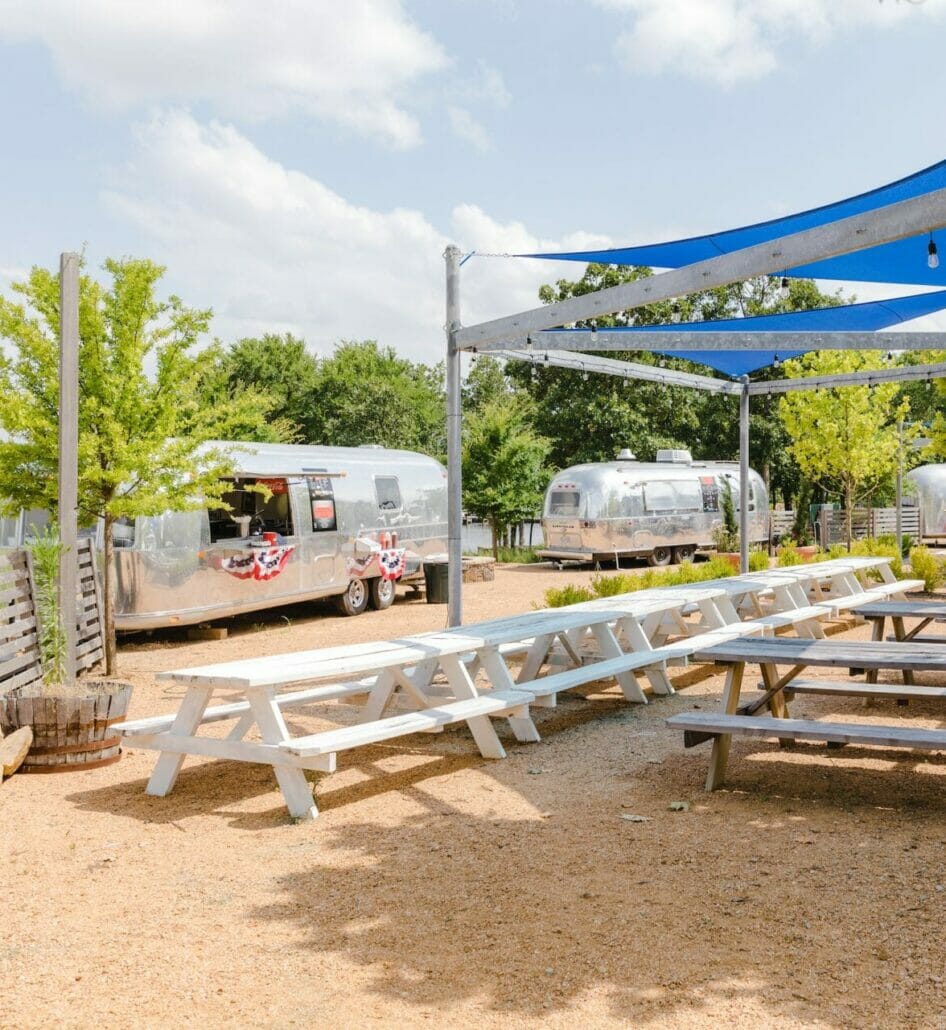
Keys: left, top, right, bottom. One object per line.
{"left": 439, "top": 653, "right": 507, "bottom": 759}
{"left": 618, "top": 617, "right": 673, "bottom": 696}
{"left": 891, "top": 617, "right": 916, "bottom": 687}
{"left": 517, "top": 633, "right": 555, "bottom": 686}
{"left": 705, "top": 662, "right": 744, "bottom": 791}
{"left": 477, "top": 647, "right": 540, "bottom": 743}
{"left": 864, "top": 617, "right": 884, "bottom": 693}
{"left": 145, "top": 685, "right": 212, "bottom": 798}
{"left": 246, "top": 688, "right": 318, "bottom": 821}
{"left": 590, "top": 622, "right": 649, "bottom": 703}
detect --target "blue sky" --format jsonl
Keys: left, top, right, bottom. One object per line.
{"left": 1, "top": 0, "right": 945, "bottom": 363}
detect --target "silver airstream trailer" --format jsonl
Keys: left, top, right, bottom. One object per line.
{"left": 907, "top": 463, "right": 946, "bottom": 538}
{"left": 540, "top": 449, "right": 768, "bottom": 566}
{"left": 103, "top": 441, "right": 447, "bottom": 629}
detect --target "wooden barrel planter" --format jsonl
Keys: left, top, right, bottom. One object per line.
{"left": 0, "top": 680, "right": 132, "bottom": 773}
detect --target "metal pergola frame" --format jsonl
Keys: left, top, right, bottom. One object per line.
{"left": 443, "top": 186, "right": 946, "bottom": 627}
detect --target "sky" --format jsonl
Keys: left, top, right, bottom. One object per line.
{"left": 1, "top": 0, "right": 945, "bottom": 365}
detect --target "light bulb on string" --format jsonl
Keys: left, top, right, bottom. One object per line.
{"left": 779, "top": 277, "right": 790, "bottom": 300}
{"left": 929, "top": 234, "right": 940, "bottom": 270}
{"left": 670, "top": 303, "right": 681, "bottom": 324}
{"left": 773, "top": 354, "right": 781, "bottom": 370}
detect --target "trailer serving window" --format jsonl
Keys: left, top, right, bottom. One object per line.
{"left": 643, "top": 481, "right": 702, "bottom": 513}
{"left": 375, "top": 476, "right": 402, "bottom": 512}
{"left": 547, "top": 490, "right": 581, "bottom": 517}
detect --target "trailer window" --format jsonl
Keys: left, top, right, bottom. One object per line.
{"left": 548, "top": 490, "right": 581, "bottom": 517}
{"left": 375, "top": 477, "right": 402, "bottom": 512}
{"left": 307, "top": 474, "right": 337, "bottom": 532}
{"left": 643, "top": 481, "right": 701, "bottom": 513}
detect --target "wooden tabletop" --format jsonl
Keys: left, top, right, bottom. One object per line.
{"left": 693, "top": 636, "right": 946, "bottom": 671}
{"left": 847, "top": 600, "right": 946, "bottom": 619}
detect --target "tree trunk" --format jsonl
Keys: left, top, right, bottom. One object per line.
{"left": 490, "top": 519, "right": 499, "bottom": 560}
{"left": 103, "top": 513, "right": 117, "bottom": 675}
{"left": 844, "top": 482, "right": 854, "bottom": 552}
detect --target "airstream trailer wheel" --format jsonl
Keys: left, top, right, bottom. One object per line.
{"left": 672, "top": 545, "right": 696, "bottom": 564}
{"left": 369, "top": 576, "right": 397, "bottom": 610}
{"left": 647, "top": 546, "right": 673, "bottom": 567}
{"left": 336, "top": 578, "right": 369, "bottom": 616}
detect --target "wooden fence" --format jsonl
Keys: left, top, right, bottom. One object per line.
{"left": 0, "top": 537, "right": 104, "bottom": 694}
{"left": 768, "top": 507, "right": 922, "bottom": 547}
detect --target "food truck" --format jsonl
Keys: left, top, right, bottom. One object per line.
{"left": 39, "top": 441, "right": 447, "bottom": 630}
{"left": 540, "top": 449, "right": 768, "bottom": 566}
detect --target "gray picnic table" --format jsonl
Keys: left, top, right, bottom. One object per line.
{"left": 847, "top": 600, "right": 946, "bottom": 685}
{"left": 666, "top": 636, "right": 946, "bottom": 790}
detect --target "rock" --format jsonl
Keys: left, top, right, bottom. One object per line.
{"left": 668, "top": 801, "right": 690, "bottom": 812}
{"left": 621, "top": 814, "right": 650, "bottom": 823}
{"left": 0, "top": 726, "right": 33, "bottom": 778}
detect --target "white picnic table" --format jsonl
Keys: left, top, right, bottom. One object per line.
{"left": 115, "top": 556, "right": 919, "bottom": 820}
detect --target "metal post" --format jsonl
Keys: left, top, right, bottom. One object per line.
{"left": 59, "top": 252, "right": 80, "bottom": 684}
{"left": 445, "top": 245, "right": 463, "bottom": 627}
{"left": 896, "top": 419, "right": 903, "bottom": 558}
{"left": 739, "top": 378, "right": 750, "bottom": 575}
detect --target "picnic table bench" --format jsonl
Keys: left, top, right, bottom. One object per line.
{"left": 666, "top": 636, "right": 946, "bottom": 791}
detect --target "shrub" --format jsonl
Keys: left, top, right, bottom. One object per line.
{"left": 543, "top": 583, "right": 594, "bottom": 608}
{"left": 748, "top": 549, "right": 770, "bottom": 572}
{"left": 820, "top": 537, "right": 904, "bottom": 579}
{"left": 776, "top": 543, "right": 802, "bottom": 567}
{"left": 909, "top": 546, "right": 943, "bottom": 592}
{"left": 27, "top": 527, "right": 67, "bottom": 686}
{"left": 489, "top": 546, "right": 542, "bottom": 564}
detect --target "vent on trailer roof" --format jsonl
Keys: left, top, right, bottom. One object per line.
{"left": 655, "top": 449, "right": 692, "bottom": 464}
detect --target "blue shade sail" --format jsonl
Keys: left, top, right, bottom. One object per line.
{"left": 542, "top": 289, "right": 946, "bottom": 376}
{"left": 522, "top": 160, "right": 946, "bottom": 286}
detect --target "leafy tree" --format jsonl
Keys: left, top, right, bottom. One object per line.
{"left": 523, "top": 266, "right": 848, "bottom": 486}
{"left": 306, "top": 340, "right": 445, "bottom": 456}
{"left": 203, "top": 332, "right": 318, "bottom": 441}
{"left": 779, "top": 351, "right": 912, "bottom": 546}
{"left": 462, "top": 354, "right": 518, "bottom": 413}
{"left": 0, "top": 258, "right": 281, "bottom": 673}
{"left": 462, "top": 397, "right": 550, "bottom": 558}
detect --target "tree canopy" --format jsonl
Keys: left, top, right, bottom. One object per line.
{"left": 0, "top": 257, "right": 283, "bottom": 670}
{"left": 779, "top": 351, "right": 912, "bottom": 544}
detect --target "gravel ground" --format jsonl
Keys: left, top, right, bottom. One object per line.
{"left": 2, "top": 563, "right": 945, "bottom": 1029}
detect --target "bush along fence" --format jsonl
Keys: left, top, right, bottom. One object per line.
{"left": 771, "top": 507, "right": 922, "bottom": 548}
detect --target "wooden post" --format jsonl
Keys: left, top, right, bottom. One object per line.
{"left": 445, "top": 244, "right": 463, "bottom": 628}
{"left": 59, "top": 252, "right": 80, "bottom": 686}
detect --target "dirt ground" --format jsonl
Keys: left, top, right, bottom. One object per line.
{"left": 2, "top": 563, "right": 946, "bottom": 1029}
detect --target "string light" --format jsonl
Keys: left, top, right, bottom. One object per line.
{"left": 929, "top": 233, "right": 940, "bottom": 270}
{"left": 773, "top": 354, "right": 781, "bottom": 370}
{"left": 581, "top": 363, "right": 589, "bottom": 381}
{"left": 670, "top": 303, "right": 681, "bottom": 324}
{"left": 779, "top": 277, "right": 790, "bottom": 300}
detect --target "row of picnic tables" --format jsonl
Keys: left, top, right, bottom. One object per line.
{"left": 114, "top": 556, "right": 933, "bottom": 819}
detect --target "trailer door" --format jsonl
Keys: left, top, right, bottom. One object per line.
{"left": 296, "top": 475, "right": 339, "bottom": 586}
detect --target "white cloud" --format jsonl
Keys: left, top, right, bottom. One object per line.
{"left": 593, "top": 0, "right": 944, "bottom": 85}
{"left": 103, "top": 111, "right": 608, "bottom": 363}
{"left": 447, "top": 106, "right": 492, "bottom": 152}
{"left": 0, "top": 0, "right": 449, "bottom": 148}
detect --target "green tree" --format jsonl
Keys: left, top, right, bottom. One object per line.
{"left": 462, "top": 354, "right": 518, "bottom": 413}
{"left": 462, "top": 397, "right": 550, "bottom": 558}
{"left": 306, "top": 340, "right": 445, "bottom": 455}
{"left": 779, "top": 351, "right": 911, "bottom": 546}
{"left": 202, "top": 333, "right": 318, "bottom": 441}
{"left": 522, "top": 265, "right": 848, "bottom": 498}
{"left": 0, "top": 258, "right": 281, "bottom": 672}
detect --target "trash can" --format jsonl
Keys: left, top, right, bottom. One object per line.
{"left": 423, "top": 560, "right": 449, "bottom": 604}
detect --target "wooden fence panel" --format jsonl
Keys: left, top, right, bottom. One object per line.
{"left": 0, "top": 550, "right": 42, "bottom": 694}
{"left": 0, "top": 538, "right": 103, "bottom": 694}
